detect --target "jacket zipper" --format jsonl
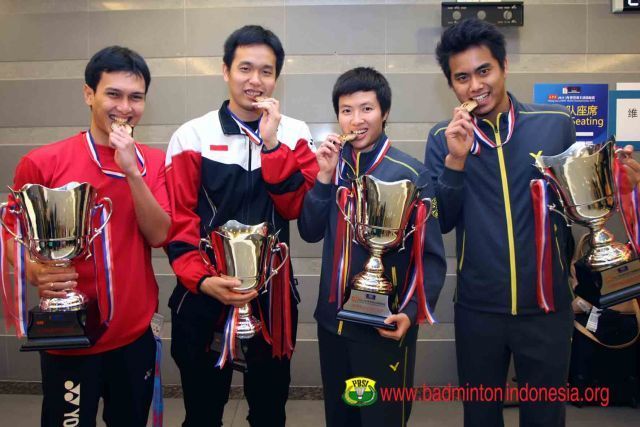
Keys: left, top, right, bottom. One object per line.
{"left": 245, "top": 136, "right": 252, "bottom": 222}
{"left": 487, "top": 116, "right": 518, "bottom": 315}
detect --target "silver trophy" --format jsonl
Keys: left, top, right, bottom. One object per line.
{"left": 200, "top": 220, "right": 288, "bottom": 340}
{"left": 0, "top": 182, "right": 112, "bottom": 350}
{"left": 337, "top": 175, "right": 431, "bottom": 330}
{"left": 535, "top": 137, "right": 640, "bottom": 307}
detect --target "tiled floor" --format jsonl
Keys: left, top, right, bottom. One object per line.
{"left": 0, "top": 395, "right": 638, "bottom": 426}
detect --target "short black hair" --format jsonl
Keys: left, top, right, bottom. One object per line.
{"left": 223, "top": 25, "right": 285, "bottom": 78}
{"left": 85, "top": 46, "right": 151, "bottom": 93}
{"left": 332, "top": 67, "right": 392, "bottom": 127}
{"left": 436, "top": 18, "right": 506, "bottom": 86}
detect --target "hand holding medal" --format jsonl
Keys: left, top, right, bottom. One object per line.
{"left": 109, "top": 118, "right": 141, "bottom": 178}
{"left": 443, "top": 99, "right": 478, "bottom": 170}
{"left": 252, "top": 96, "right": 281, "bottom": 150}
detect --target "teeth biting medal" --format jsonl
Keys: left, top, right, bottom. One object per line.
{"left": 337, "top": 129, "right": 365, "bottom": 145}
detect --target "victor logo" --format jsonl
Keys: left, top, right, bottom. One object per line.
{"left": 63, "top": 380, "right": 80, "bottom": 426}
{"left": 343, "top": 376, "right": 377, "bottom": 407}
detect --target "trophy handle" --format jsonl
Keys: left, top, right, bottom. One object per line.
{"left": 89, "top": 197, "right": 113, "bottom": 245}
{"left": 198, "top": 238, "right": 214, "bottom": 268}
{"left": 265, "top": 243, "right": 290, "bottom": 287}
{"left": 0, "top": 202, "right": 27, "bottom": 247}
{"left": 335, "top": 186, "right": 353, "bottom": 225}
{"left": 402, "top": 197, "right": 433, "bottom": 249}
{"left": 543, "top": 181, "right": 573, "bottom": 227}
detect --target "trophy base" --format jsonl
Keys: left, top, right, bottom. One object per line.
{"left": 337, "top": 290, "right": 397, "bottom": 331}
{"left": 20, "top": 299, "right": 103, "bottom": 352}
{"left": 574, "top": 258, "right": 640, "bottom": 309}
{"left": 352, "top": 270, "right": 394, "bottom": 294}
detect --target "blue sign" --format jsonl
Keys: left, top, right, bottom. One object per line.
{"left": 533, "top": 83, "right": 609, "bottom": 144}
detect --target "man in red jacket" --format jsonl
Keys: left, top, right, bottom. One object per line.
{"left": 3, "top": 46, "right": 171, "bottom": 426}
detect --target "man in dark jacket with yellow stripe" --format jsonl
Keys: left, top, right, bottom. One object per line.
{"left": 300, "top": 67, "right": 446, "bottom": 427}
{"left": 424, "top": 19, "right": 577, "bottom": 427}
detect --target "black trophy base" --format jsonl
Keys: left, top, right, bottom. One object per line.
{"left": 337, "top": 289, "right": 397, "bottom": 331}
{"left": 574, "top": 258, "right": 640, "bottom": 309}
{"left": 21, "top": 299, "right": 103, "bottom": 352}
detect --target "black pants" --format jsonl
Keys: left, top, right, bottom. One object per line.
{"left": 317, "top": 325, "right": 418, "bottom": 427}
{"left": 171, "top": 308, "right": 295, "bottom": 427}
{"left": 454, "top": 305, "right": 574, "bottom": 427}
{"left": 40, "top": 328, "right": 156, "bottom": 427}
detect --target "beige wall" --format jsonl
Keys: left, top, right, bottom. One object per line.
{"left": 1, "top": 0, "right": 639, "bottom": 387}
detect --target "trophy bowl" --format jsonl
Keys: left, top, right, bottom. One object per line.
{"left": 337, "top": 175, "right": 425, "bottom": 330}
{"left": 0, "top": 182, "right": 112, "bottom": 350}
{"left": 351, "top": 175, "right": 420, "bottom": 294}
{"left": 535, "top": 138, "right": 631, "bottom": 271}
{"left": 200, "top": 220, "right": 288, "bottom": 340}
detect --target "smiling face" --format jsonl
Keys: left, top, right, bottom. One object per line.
{"left": 448, "top": 44, "right": 509, "bottom": 124}
{"left": 337, "top": 90, "right": 389, "bottom": 154}
{"left": 223, "top": 44, "right": 277, "bottom": 122}
{"left": 83, "top": 71, "right": 146, "bottom": 145}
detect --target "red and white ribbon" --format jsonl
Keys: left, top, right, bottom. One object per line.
{"left": 398, "top": 200, "right": 437, "bottom": 324}
{"left": 0, "top": 204, "right": 28, "bottom": 337}
{"left": 470, "top": 98, "right": 515, "bottom": 154}
{"left": 267, "top": 242, "right": 294, "bottom": 359}
{"left": 215, "top": 307, "right": 239, "bottom": 369}
{"left": 530, "top": 179, "right": 555, "bottom": 313}
{"left": 85, "top": 131, "right": 147, "bottom": 179}
{"left": 330, "top": 187, "right": 354, "bottom": 309}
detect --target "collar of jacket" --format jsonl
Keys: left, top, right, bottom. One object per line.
{"left": 340, "top": 132, "right": 389, "bottom": 178}
{"left": 218, "top": 100, "right": 243, "bottom": 136}
{"left": 474, "top": 91, "right": 522, "bottom": 134}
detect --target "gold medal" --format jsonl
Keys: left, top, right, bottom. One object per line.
{"left": 460, "top": 99, "right": 478, "bottom": 113}
{"left": 338, "top": 132, "right": 358, "bottom": 144}
{"left": 110, "top": 118, "right": 133, "bottom": 136}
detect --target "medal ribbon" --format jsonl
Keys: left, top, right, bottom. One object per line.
{"left": 330, "top": 187, "right": 353, "bottom": 309}
{"left": 398, "top": 200, "right": 437, "bottom": 324}
{"left": 267, "top": 242, "right": 294, "bottom": 359}
{"left": 470, "top": 98, "right": 515, "bottom": 155}
{"left": 215, "top": 307, "right": 239, "bottom": 369}
{"left": 0, "top": 204, "right": 28, "bottom": 337}
{"left": 227, "top": 107, "right": 263, "bottom": 146}
{"left": 335, "top": 137, "right": 391, "bottom": 186}
{"left": 85, "top": 131, "right": 147, "bottom": 179}
{"left": 530, "top": 179, "right": 555, "bottom": 313}
{"left": 90, "top": 208, "right": 115, "bottom": 324}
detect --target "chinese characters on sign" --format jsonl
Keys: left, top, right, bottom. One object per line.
{"left": 533, "top": 84, "right": 609, "bottom": 144}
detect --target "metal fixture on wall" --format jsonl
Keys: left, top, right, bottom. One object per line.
{"left": 441, "top": 1, "right": 524, "bottom": 27}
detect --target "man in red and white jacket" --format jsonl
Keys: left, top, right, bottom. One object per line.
{"left": 165, "top": 25, "right": 318, "bottom": 427}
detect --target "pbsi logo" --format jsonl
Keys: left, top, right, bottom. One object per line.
{"left": 343, "top": 376, "right": 377, "bottom": 406}
{"left": 63, "top": 380, "right": 81, "bottom": 426}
